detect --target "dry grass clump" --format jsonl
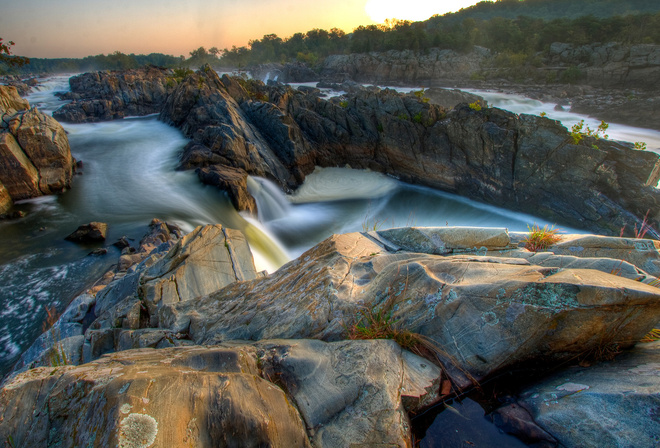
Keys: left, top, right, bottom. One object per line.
{"left": 522, "top": 224, "right": 561, "bottom": 252}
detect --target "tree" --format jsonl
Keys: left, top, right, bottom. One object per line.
{"left": 0, "top": 38, "right": 30, "bottom": 67}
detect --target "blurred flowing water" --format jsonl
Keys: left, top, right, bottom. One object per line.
{"left": 1, "top": 75, "right": 657, "bottom": 390}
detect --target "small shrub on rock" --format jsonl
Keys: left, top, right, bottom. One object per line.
{"left": 522, "top": 224, "right": 561, "bottom": 252}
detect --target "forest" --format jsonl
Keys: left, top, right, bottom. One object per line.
{"left": 2, "top": 0, "right": 660, "bottom": 75}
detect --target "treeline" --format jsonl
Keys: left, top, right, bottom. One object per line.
{"left": 219, "top": 11, "right": 660, "bottom": 67}
{"left": 437, "top": 0, "right": 660, "bottom": 23}
{"left": 1, "top": 51, "right": 184, "bottom": 75}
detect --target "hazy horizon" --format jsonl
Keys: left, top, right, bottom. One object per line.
{"left": 1, "top": 0, "right": 485, "bottom": 59}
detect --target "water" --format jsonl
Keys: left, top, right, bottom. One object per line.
{"left": 465, "top": 89, "right": 660, "bottom": 155}
{"left": 0, "top": 76, "right": 287, "bottom": 373}
{"left": 251, "top": 167, "right": 563, "bottom": 259}
{"left": 1, "top": 75, "right": 657, "bottom": 386}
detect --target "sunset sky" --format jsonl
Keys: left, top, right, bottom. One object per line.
{"left": 1, "top": 0, "right": 485, "bottom": 58}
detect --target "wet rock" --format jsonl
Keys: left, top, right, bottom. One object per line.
{"left": 113, "top": 235, "right": 131, "bottom": 249}
{"left": 196, "top": 164, "right": 258, "bottom": 213}
{"left": 88, "top": 248, "right": 108, "bottom": 256}
{"left": 249, "top": 61, "right": 319, "bottom": 83}
{"left": 512, "top": 340, "right": 660, "bottom": 448}
{"left": 65, "top": 221, "right": 108, "bottom": 243}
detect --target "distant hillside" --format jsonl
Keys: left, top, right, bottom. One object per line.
{"left": 434, "top": 0, "right": 660, "bottom": 24}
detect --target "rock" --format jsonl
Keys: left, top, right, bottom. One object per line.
{"left": 0, "top": 85, "right": 29, "bottom": 120}
{"left": 0, "top": 340, "right": 442, "bottom": 447}
{"left": 423, "top": 87, "right": 486, "bottom": 109}
{"left": 196, "top": 164, "right": 258, "bottom": 213}
{"left": 249, "top": 61, "right": 319, "bottom": 83}
{"left": 52, "top": 66, "right": 176, "bottom": 123}
{"left": 319, "top": 47, "right": 490, "bottom": 85}
{"left": 0, "top": 86, "right": 75, "bottom": 200}
{"left": 162, "top": 69, "right": 660, "bottom": 236}
{"left": 0, "top": 346, "right": 312, "bottom": 448}
{"left": 159, "top": 229, "right": 660, "bottom": 386}
{"left": 88, "top": 248, "right": 108, "bottom": 256}
{"left": 65, "top": 221, "right": 108, "bottom": 243}
{"left": 258, "top": 338, "right": 442, "bottom": 447}
{"left": 0, "top": 181, "right": 12, "bottom": 216}
{"left": 510, "top": 340, "right": 660, "bottom": 448}
{"left": 113, "top": 235, "right": 131, "bottom": 249}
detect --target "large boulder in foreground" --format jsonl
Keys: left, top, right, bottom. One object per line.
{"left": 0, "top": 85, "right": 75, "bottom": 205}
{"left": 0, "top": 341, "right": 441, "bottom": 447}
{"left": 160, "top": 228, "right": 660, "bottom": 385}
{"left": 0, "top": 346, "right": 311, "bottom": 448}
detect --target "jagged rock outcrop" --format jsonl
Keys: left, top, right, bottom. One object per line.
{"left": 52, "top": 66, "right": 176, "bottom": 123}
{"left": 161, "top": 68, "right": 660, "bottom": 235}
{"left": 546, "top": 42, "right": 660, "bottom": 91}
{"left": 422, "top": 87, "right": 485, "bottom": 109}
{"left": 0, "top": 86, "right": 75, "bottom": 209}
{"left": 319, "top": 47, "right": 491, "bottom": 84}
{"left": 249, "top": 61, "right": 319, "bottom": 83}
{"left": 46, "top": 66, "right": 660, "bottom": 233}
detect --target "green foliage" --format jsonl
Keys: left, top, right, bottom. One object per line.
{"left": 412, "top": 111, "right": 424, "bottom": 123}
{"left": 635, "top": 141, "right": 647, "bottom": 150}
{"left": 522, "top": 224, "right": 562, "bottom": 252}
{"left": 539, "top": 111, "right": 548, "bottom": 117}
{"left": 468, "top": 101, "right": 482, "bottom": 111}
{"left": 397, "top": 113, "right": 410, "bottom": 121}
{"left": 339, "top": 100, "right": 348, "bottom": 108}
{"left": 0, "top": 38, "right": 29, "bottom": 69}
{"left": 570, "top": 120, "right": 609, "bottom": 145}
{"left": 559, "top": 66, "right": 584, "bottom": 84}
{"left": 377, "top": 123, "right": 384, "bottom": 132}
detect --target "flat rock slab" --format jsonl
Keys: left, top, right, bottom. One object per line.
{"left": 513, "top": 341, "right": 660, "bottom": 448}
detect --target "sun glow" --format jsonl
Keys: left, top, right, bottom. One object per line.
{"left": 365, "top": 0, "right": 482, "bottom": 23}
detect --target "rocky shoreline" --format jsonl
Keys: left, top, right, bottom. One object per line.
{"left": 2, "top": 221, "right": 659, "bottom": 447}
{"left": 249, "top": 42, "right": 660, "bottom": 131}
{"left": 51, "top": 66, "right": 660, "bottom": 238}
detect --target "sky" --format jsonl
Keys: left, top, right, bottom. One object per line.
{"left": 1, "top": 0, "right": 486, "bottom": 58}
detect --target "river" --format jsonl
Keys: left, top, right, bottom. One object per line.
{"left": 0, "top": 75, "right": 656, "bottom": 378}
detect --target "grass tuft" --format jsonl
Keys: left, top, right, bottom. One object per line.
{"left": 522, "top": 224, "right": 561, "bottom": 252}
{"left": 641, "top": 329, "right": 660, "bottom": 343}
